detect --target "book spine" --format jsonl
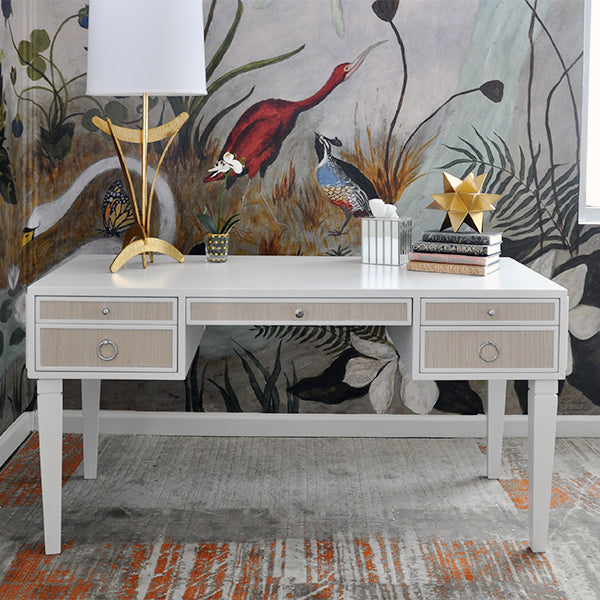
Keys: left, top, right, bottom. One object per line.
{"left": 411, "top": 240, "right": 500, "bottom": 256}
{"left": 407, "top": 251, "right": 499, "bottom": 266}
{"left": 406, "top": 260, "right": 499, "bottom": 276}
{"left": 422, "top": 230, "right": 501, "bottom": 245}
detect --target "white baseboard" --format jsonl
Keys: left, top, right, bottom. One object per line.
{"left": 56, "top": 410, "right": 600, "bottom": 438}
{"left": 0, "top": 412, "right": 35, "bottom": 467}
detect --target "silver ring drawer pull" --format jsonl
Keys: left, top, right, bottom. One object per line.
{"left": 479, "top": 341, "right": 500, "bottom": 363}
{"left": 487, "top": 308, "right": 496, "bottom": 317}
{"left": 295, "top": 309, "right": 305, "bottom": 319}
{"left": 96, "top": 339, "right": 118, "bottom": 361}
{"left": 101, "top": 307, "right": 111, "bottom": 316}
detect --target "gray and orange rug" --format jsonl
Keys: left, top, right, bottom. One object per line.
{"left": 0, "top": 434, "right": 598, "bottom": 599}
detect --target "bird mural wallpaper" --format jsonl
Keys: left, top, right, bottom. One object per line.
{"left": 1, "top": 0, "right": 599, "bottom": 436}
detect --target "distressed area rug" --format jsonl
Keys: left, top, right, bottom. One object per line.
{"left": 0, "top": 434, "right": 599, "bottom": 599}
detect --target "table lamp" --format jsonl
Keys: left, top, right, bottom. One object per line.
{"left": 86, "top": 0, "right": 207, "bottom": 272}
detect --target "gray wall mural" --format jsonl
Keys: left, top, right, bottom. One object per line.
{"left": 1, "top": 0, "right": 598, "bottom": 435}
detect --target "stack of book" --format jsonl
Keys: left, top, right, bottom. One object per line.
{"left": 407, "top": 229, "right": 502, "bottom": 276}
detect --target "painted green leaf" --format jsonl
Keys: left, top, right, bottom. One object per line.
{"left": 207, "top": 45, "right": 305, "bottom": 101}
{"left": 262, "top": 341, "right": 282, "bottom": 412}
{"left": 183, "top": 43, "right": 305, "bottom": 138}
{"left": 104, "top": 101, "right": 128, "bottom": 125}
{"left": 331, "top": 0, "right": 344, "bottom": 37}
{"left": 17, "top": 40, "right": 34, "bottom": 65}
{"left": 205, "top": 0, "right": 244, "bottom": 81}
{"left": 81, "top": 107, "right": 102, "bottom": 132}
{"left": 209, "top": 361, "right": 242, "bottom": 412}
{"left": 27, "top": 55, "right": 46, "bottom": 81}
{"left": 0, "top": 177, "right": 16, "bottom": 205}
{"left": 234, "top": 349, "right": 265, "bottom": 406}
{"left": 0, "top": 143, "right": 16, "bottom": 204}
{"left": 40, "top": 122, "right": 74, "bottom": 160}
{"left": 30, "top": 29, "right": 50, "bottom": 53}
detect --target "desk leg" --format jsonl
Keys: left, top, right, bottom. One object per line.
{"left": 486, "top": 380, "right": 506, "bottom": 480}
{"left": 37, "top": 379, "right": 63, "bottom": 555}
{"left": 81, "top": 380, "right": 101, "bottom": 480}
{"left": 528, "top": 379, "right": 558, "bottom": 553}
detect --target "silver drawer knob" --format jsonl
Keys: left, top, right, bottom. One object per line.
{"left": 295, "top": 308, "right": 305, "bottom": 319}
{"left": 96, "top": 339, "right": 118, "bottom": 361}
{"left": 478, "top": 341, "right": 500, "bottom": 363}
{"left": 487, "top": 308, "right": 496, "bottom": 317}
{"left": 101, "top": 307, "right": 111, "bottom": 316}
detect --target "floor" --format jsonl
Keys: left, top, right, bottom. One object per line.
{"left": 0, "top": 434, "right": 599, "bottom": 599}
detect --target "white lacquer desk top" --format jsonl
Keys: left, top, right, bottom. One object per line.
{"left": 26, "top": 255, "right": 568, "bottom": 554}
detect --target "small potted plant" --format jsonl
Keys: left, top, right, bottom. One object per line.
{"left": 198, "top": 152, "right": 244, "bottom": 262}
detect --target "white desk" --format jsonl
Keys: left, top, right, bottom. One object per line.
{"left": 26, "top": 255, "right": 568, "bottom": 554}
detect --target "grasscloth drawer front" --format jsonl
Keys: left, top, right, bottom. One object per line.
{"left": 187, "top": 299, "right": 411, "bottom": 324}
{"left": 421, "top": 328, "right": 557, "bottom": 372}
{"left": 421, "top": 299, "right": 558, "bottom": 324}
{"left": 36, "top": 327, "right": 176, "bottom": 371}
{"left": 37, "top": 297, "right": 176, "bottom": 322}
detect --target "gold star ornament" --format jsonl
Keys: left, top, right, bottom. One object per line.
{"left": 427, "top": 172, "right": 501, "bottom": 232}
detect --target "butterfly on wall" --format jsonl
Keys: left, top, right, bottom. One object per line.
{"left": 100, "top": 180, "right": 135, "bottom": 236}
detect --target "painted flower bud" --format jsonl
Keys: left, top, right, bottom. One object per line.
{"left": 1, "top": 0, "right": 11, "bottom": 19}
{"left": 479, "top": 80, "right": 504, "bottom": 103}
{"left": 12, "top": 114, "right": 23, "bottom": 137}
{"left": 371, "top": 0, "right": 399, "bottom": 22}
{"left": 78, "top": 6, "right": 88, "bottom": 29}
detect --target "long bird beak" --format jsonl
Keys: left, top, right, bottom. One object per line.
{"left": 344, "top": 40, "right": 387, "bottom": 79}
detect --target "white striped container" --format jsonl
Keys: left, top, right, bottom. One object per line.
{"left": 361, "top": 217, "right": 412, "bottom": 266}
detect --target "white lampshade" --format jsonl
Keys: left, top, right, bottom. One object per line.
{"left": 86, "top": 0, "right": 207, "bottom": 96}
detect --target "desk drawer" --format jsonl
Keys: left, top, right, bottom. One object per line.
{"left": 421, "top": 327, "right": 557, "bottom": 372}
{"left": 37, "top": 297, "right": 176, "bottom": 323}
{"left": 421, "top": 299, "right": 558, "bottom": 324}
{"left": 187, "top": 299, "right": 411, "bottom": 325}
{"left": 36, "top": 327, "right": 176, "bottom": 371}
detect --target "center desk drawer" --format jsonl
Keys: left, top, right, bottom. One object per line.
{"left": 36, "top": 326, "right": 177, "bottom": 372}
{"left": 187, "top": 299, "right": 411, "bottom": 325}
{"left": 421, "top": 327, "right": 557, "bottom": 373}
{"left": 37, "top": 297, "right": 176, "bottom": 322}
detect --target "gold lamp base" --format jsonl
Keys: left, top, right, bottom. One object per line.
{"left": 92, "top": 94, "right": 189, "bottom": 273}
{"left": 109, "top": 238, "right": 184, "bottom": 273}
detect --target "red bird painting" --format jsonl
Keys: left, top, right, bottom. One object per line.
{"left": 204, "top": 40, "right": 386, "bottom": 193}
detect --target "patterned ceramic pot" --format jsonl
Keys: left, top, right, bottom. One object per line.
{"left": 206, "top": 233, "right": 229, "bottom": 263}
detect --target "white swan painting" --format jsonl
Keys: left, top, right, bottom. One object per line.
{"left": 21, "top": 156, "right": 178, "bottom": 253}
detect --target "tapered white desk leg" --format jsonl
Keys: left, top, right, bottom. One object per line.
{"left": 486, "top": 379, "right": 506, "bottom": 480}
{"left": 37, "top": 379, "right": 63, "bottom": 555}
{"left": 81, "top": 380, "right": 101, "bottom": 480}
{"left": 528, "top": 379, "right": 558, "bottom": 553}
